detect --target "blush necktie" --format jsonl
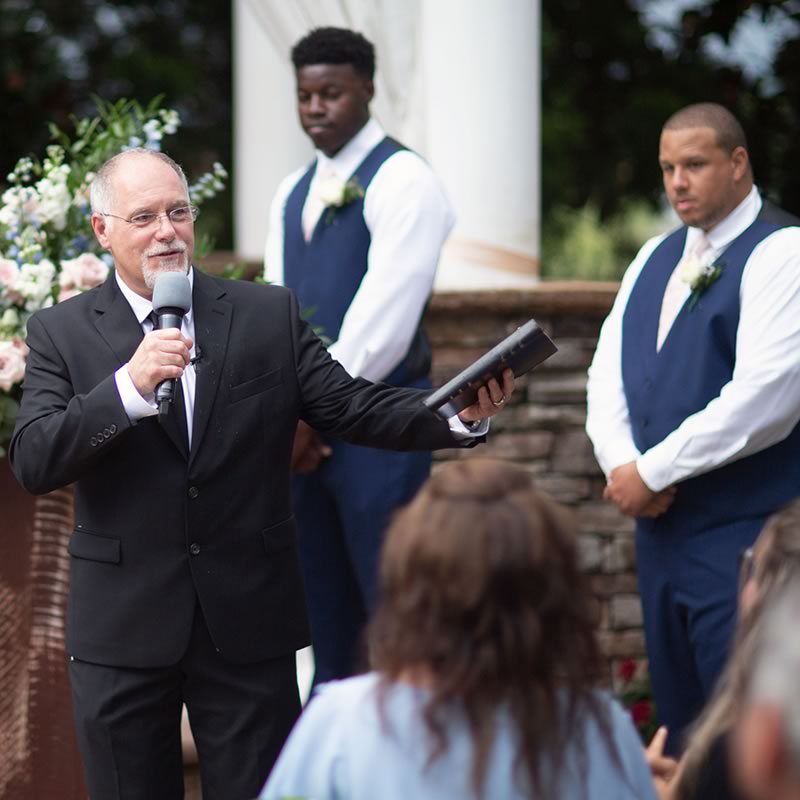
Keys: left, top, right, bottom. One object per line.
{"left": 302, "top": 165, "right": 336, "bottom": 241}
{"left": 656, "top": 234, "right": 712, "bottom": 351}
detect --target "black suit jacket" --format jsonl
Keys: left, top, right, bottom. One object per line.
{"left": 10, "top": 270, "right": 459, "bottom": 668}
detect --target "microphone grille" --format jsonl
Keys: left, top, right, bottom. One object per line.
{"left": 152, "top": 272, "right": 191, "bottom": 313}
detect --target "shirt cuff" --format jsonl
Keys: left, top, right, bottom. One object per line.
{"left": 635, "top": 450, "right": 669, "bottom": 493}
{"left": 448, "top": 416, "right": 490, "bottom": 440}
{"left": 115, "top": 365, "right": 158, "bottom": 422}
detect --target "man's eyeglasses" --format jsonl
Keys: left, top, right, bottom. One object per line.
{"left": 100, "top": 206, "right": 199, "bottom": 229}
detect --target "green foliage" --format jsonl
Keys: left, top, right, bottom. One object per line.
{"left": 616, "top": 657, "right": 660, "bottom": 744}
{"left": 0, "top": 97, "right": 227, "bottom": 452}
{"left": 541, "top": 200, "right": 672, "bottom": 281}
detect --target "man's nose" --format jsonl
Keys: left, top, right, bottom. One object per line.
{"left": 307, "top": 95, "right": 325, "bottom": 115}
{"left": 154, "top": 214, "right": 178, "bottom": 238}
{"left": 671, "top": 167, "right": 689, "bottom": 189}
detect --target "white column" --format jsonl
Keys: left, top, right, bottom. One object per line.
{"left": 233, "top": 0, "right": 312, "bottom": 263}
{"left": 422, "top": 0, "right": 540, "bottom": 289}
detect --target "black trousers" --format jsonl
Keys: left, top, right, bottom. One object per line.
{"left": 69, "top": 604, "right": 301, "bottom": 800}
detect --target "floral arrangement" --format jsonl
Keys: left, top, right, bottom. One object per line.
{"left": 679, "top": 253, "right": 724, "bottom": 310}
{"left": 318, "top": 175, "right": 364, "bottom": 224}
{"left": 0, "top": 97, "right": 227, "bottom": 455}
{"left": 616, "top": 657, "right": 660, "bottom": 744}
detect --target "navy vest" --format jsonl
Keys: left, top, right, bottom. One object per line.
{"left": 622, "top": 209, "right": 800, "bottom": 532}
{"left": 283, "top": 137, "right": 431, "bottom": 386}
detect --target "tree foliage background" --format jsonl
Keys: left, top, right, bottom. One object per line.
{"left": 1, "top": 0, "right": 798, "bottom": 274}
{"left": 0, "top": 0, "right": 233, "bottom": 247}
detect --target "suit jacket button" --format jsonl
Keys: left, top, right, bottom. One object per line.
{"left": 90, "top": 436, "right": 98, "bottom": 447}
{"left": 103, "top": 427, "right": 111, "bottom": 437}
{"left": 188, "top": 486, "right": 199, "bottom": 499}
{"left": 110, "top": 424, "right": 118, "bottom": 434}
{"left": 189, "top": 543, "right": 201, "bottom": 555}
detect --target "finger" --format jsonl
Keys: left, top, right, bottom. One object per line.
{"left": 647, "top": 726, "right": 669, "bottom": 756}
{"left": 485, "top": 378, "right": 505, "bottom": 407}
{"left": 501, "top": 368, "right": 514, "bottom": 397}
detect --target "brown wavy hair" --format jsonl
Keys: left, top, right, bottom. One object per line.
{"left": 368, "top": 458, "right": 621, "bottom": 798}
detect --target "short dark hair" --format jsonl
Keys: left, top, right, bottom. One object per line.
{"left": 291, "top": 26, "right": 375, "bottom": 79}
{"left": 663, "top": 102, "right": 748, "bottom": 154}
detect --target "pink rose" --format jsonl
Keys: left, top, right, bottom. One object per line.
{"left": 0, "top": 338, "right": 28, "bottom": 392}
{"left": 0, "top": 257, "right": 20, "bottom": 292}
{"left": 58, "top": 287, "right": 81, "bottom": 303}
{"left": 59, "top": 253, "right": 109, "bottom": 292}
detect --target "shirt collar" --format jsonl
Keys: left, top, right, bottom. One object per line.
{"left": 692, "top": 185, "right": 762, "bottom": 254}
{"left": 314, "top": 117, "right": 385, "bottom": 180}
{"left": 114, "top": 266, "right": 195, "bottom": 326}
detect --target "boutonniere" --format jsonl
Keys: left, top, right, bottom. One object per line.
{"left": 317, "top": 176, "right": 364, "bottom": 224}
{"left": 678, "top": 255, "right": 724, "bottom": 310}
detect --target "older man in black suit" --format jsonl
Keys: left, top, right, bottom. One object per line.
{"left": 9, "top": 147, "right": 511, "bottom": 800}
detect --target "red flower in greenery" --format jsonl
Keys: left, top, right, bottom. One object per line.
{"left": 618, "top": 658, "right": 637, "bottom": 683}
{"left": 631, "top": 700, "right": 654, "bottom": 727}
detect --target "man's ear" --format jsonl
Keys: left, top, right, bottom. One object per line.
{"left": 731, "top": 146, "right": 750, "bottom": 183}
{"left": 363, "top": 78, "right": 374, "bottom": 105}
{"left": 91, "top": 212, "right": 112, "bottom": 250}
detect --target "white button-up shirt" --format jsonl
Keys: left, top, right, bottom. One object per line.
{"left": 586, "top": 187, "right": 800, "bottom": 491}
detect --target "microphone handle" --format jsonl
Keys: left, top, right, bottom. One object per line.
{"left": 154, "top": 309, "right": 185, "bottom": 413}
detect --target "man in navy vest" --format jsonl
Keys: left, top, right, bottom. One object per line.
{"left": 586, "top": 103, "right": 800, "bottom": 752}
{"left": 264, "top": 27, "right": 455, "bottom": 684}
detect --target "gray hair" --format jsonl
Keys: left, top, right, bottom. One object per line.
{"left": 746, "top": 579, "right": 800, "bottom": 773}
{"left": 90, "top": 148, "right": 190, "bottom": 213}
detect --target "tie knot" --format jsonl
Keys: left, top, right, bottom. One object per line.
{"left": 691, "top": 234, "right": 713, "bottom": 261}
{"left": 147, "top": 311, "right": 159, "bottom": 332}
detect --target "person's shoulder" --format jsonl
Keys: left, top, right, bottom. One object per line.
{"left": 198, "top": 271, "right": 292, "bottom": 301}
{"left": 31, "top": 280, "right": 106, "bottom": 325}
{"left": 375, "top": 147, "right": 439, "bottom": 183}
{"left": 312, "top": 672, "right": 381, "bottom": 709}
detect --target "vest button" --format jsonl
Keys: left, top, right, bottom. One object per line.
{"left": 189, "top": 543, "right": 201, "bottom": 556}
{"left": 188, "top": 486, "right": 199, "bottom": 499}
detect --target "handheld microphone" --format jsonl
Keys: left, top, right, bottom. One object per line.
{"left": 151, "top": 272, "right": 192, "bottom": 417}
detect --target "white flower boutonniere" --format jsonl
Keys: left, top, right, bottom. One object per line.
{"left": 678, "top": 254, "right": 724, "bottom": 310}
{"left": 317, "top": 176, "right": 364, "bottom": 224}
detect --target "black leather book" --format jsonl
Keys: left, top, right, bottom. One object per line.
{"left": 423, "top": 319, "right": 558, "bottom": 419}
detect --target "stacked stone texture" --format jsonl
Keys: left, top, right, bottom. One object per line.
{"left": 426, "top": 283, "right": 643, "bottom": 685}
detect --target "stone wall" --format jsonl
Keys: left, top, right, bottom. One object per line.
{"left": 426, "top": 282, "right": 643, "bottom": 683}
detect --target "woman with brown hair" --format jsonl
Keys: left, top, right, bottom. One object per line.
{"left": 647, "top": 498, "right": 800, "bottom": 800}
{"left": 261, "top": 459, "right": 656, "bottom": 799}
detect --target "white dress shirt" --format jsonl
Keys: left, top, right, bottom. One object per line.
{"left": 264, "top": 117, "right": 455, "bottom": 383}
{"left": 114, "top": 268, "right": 198, "bottom": 447}
{"left": 586, "top": 187, "right": 800, "bottom": 492}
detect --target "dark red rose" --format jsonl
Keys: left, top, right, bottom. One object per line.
{"left": 631, "top": 700, "right": 653, "bottom": 726}
{"left": 618, "top": 658, "right": 637, "bottom": 683}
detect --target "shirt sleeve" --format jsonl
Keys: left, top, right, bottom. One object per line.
{"left": 585, "top": 235, "right": 665, "bottom": 476}
{"left": 263, "top": 169, "right": 306, "bottom": 285}
{"left": 114, "top": 365, "right": 157, "bottom": 421}
{"left": 327, "top": 151, "right": 456, "bottom": 381}
{"left": 637, "top": 227, "right": 800, "bottom": 491}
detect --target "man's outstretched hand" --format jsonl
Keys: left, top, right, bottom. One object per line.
{"left": 457, "top": 369, "right": 515, "bottom": 424}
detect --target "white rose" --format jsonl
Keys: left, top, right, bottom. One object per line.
{"left": 0, "top": 307, "right": 20, "bottom": 329}
{"left": 678, "top": 254, "right": 705, "bottom": 288}
{"left": 0, "top": 338, "right": 28, "bottom": 392}
{"left": 59, "top": 253, "right": 109, "bottom": 291}
{"left": 316, "top": 177, "right": 347, "bottom": 207}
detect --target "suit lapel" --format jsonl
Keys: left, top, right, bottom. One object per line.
{"left": 93, "top": 275, "right": 144, "bottom": 365}
{"left": 93, "top": 274, "right": 190, "bottom": 460}
{"left": 189, "top": 270, "right": 232, "bottom": 465}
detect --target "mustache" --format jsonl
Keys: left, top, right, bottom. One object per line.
{"left": 145, "top": 241, "right": 188, "bottom": 257}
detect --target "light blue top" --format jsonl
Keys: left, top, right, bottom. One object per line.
{"left": 261, "top": 672, "right": 657, "bottom": 800}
